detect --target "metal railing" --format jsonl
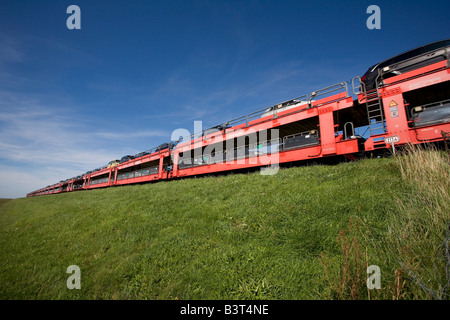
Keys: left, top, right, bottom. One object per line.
{"left": 31, "top": 80, "right": 352, "bottom": 192}
{"left": 176, "top": 81, "right": 349, "bottom": 145}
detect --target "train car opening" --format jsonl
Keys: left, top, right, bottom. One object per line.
{"left": 403, "top": 80, "right": 450, "bottom": 128}
{"left": 116, "top": 159, "right": 160, "bottom": 182}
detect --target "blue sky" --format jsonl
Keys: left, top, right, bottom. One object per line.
{"left": 0, "top": 0, "right": 449, "bottom": 198}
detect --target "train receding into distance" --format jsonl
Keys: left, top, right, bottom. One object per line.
{"left": 27, "top": 39, "right": 450, "bottom": 197}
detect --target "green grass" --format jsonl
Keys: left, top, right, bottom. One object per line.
{"left": 0, "top": 156, "right": 445, "bottom": 299}
{"left": 0, "top": 199, "right": 11, "bottom": 207}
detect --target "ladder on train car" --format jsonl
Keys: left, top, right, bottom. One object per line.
{"left": 355, "top": 74, "right": 386, "bottom": 135}
{"left": 365, "top": 88, "right": 386, "bottom": 135}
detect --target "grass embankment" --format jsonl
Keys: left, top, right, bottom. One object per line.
{"left": 0, "top": 149, "right": 448, "bottom": 300}
{"left": 0, "top": 199, "right": 12, "bottom": 207}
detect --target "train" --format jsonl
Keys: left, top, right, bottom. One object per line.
{"left": 27, "top": 39, "right": 450, "bottom": 197}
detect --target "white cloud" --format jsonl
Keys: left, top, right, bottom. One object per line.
{"left": 94, "top": 130, "right": 169, "bottom": 140}
{"left": 0, "top": 164, "right": 77, "bottom": 199}
{"left": 0, "top": 88, "right": 173, "bottom": 198}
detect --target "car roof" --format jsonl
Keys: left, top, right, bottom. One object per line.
{"left": 367, "top": 39, "right": 450, "bottom": 72}
{"left": 121, "top": 155, "right": 133, "bottom": 159}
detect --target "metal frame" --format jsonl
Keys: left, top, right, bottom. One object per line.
{"left": 27, "top": 59, "right": 450, "bottom": 197}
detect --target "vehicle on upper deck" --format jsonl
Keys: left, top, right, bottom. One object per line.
{"left": 107, "top": 159, "right": 120, "bottom": 168}
{"left": 119, "top": 155, "right": 135, "bottom": 164}
{"left": 361, "top": 39, "right": 450, "bottom": 91}
{"left": 155, "top": 142, "right": 176, "bottom": 152}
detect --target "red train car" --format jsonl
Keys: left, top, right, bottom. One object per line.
{"left": 27, "top": 40, "right": 450, "bottom": 197}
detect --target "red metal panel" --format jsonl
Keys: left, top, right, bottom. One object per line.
{"left": 409, "top": 123, "right": 450, "bottom": 143}
{"left": 318, "top": 105, "right": 336, "bottom": 155}
{"left": 90, "top": 167, "right": 112, "bottom": 178}
{"left": 158, "top": 156, "right": 164, "bottom": 179}
{"left": 117, "top": 151, "right": 168, "bottom": 171}
{"left": 383, "top": 60, "right": 448, "bottom": 87}
{"left": 384, "top": 63, "right": 450, "bottom": 93}
{"left": 381, "top": 93, "right": 411, "bottom": 145}
{"left": 114, "top": 173, "right": 163, "bottom": 185}
{"left": 173, "top": 95, "right": 355, "bottom": 178}
{"left": 87, "top": 182, "right": 109, "bottom": 189}
{"left": 175, "top": 139, "right": 360, "bottom": 178}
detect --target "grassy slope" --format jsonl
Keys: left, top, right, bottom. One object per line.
{"left": 0, "top": 158, "right": 404, "bottom": 300}
{"left": 0, "top": 199, "right": 12, "bottom": 207}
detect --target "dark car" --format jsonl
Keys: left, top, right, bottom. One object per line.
{"left": 134, "top": 151, "right": 150, "bottom": 159}
{"left": 119, "top": 155, "right": 135, "bottom": 164}
{"left": 155, "top": 142, "right": 176, "bottom": 152}
{"left": 361, "top": 39, "right": 450, "bottom": 91}
{"left": 202, "top": 124, "right": 230, "bottom": 137}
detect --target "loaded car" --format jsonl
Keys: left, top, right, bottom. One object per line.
{"left": 119, "top": 155, "right": 135, "bottom": 164}
{"left": 410, "top": 100, "right": 450, "bottom": 128}
{"left": 107, "top": 159, "right": 120, "bottom": 168}
{"left": 361, "top": 39, "right": 450, "bottom": 91}
{"left": 261, "top": 99, "right": 313, "bottom": 118}
{"left": 155, "top": 142, "right": 176, "bottom": 152}
{"left": 134, "top": 151, "right": 150, "bottom": 159}
{"left": 202, "top": 125, "right": 230, "bottom": 137}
